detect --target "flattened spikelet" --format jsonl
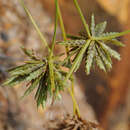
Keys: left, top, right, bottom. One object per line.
{"left": 95, "top": 21, "right": 107, "bottom": 36}
{"left": 99, "top": 42, "right": 120, "bottom": 60}
{"left": 91, "top": 14, "right": 95, "bottom": 36}
{"left": 109, "top": 39, "right": 125, "bottom": 47}
{"left": 21, "top": 46, "right": 38, "bottom": 60}
{"left": 95, "top": 51, "right": 106, "bottom": 72}
{"left": 85, "top": 42, "right": 95, "bottom": 75}
{"left": 96, "top": 44, "right": 112, "bottom": 70}
{"left": 57, "top": 40, "right": 86, "bottom": 46}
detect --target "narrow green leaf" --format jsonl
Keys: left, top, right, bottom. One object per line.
{"left": 9, "top": 63, "right": 36, "bottom": 74}
{"left": 8, "top": 64, "right": 32, "bottom": 72}
{"left": 24, "top": 60, "right": 45, "bottom": 64}
{"left": 25, "top": 67, "right": 45, "bottom": 81}
{"left": 9, "top": 62, "right": 44, "bottom": 76}
{"left": 21, "top": 76, "right": 41, "bottom": 99}
{"left": 35, "top": 70, "right": 50, "bottom": 108}
{"left": 3, "top": 76, "right": 17, "bottom": 86}
{"left": 35, "top": 82, "right": 42, "bottom": 100}
{"left": 36, "top": 75, "right": 47, "bottom": 107}
{"left": 18, "top": 0, "right": 50, "bottom": 52}
{"left": 4, "top": 75, "right": 27, "bottom": 87}
{"left": 67, "top": 34, "right": 84, "bottom": 40}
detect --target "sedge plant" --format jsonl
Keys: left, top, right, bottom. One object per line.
{"left": 3, "top": 0, "right": 130, "bottom": 122}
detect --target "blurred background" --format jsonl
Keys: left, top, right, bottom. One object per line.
{"left": 0, "top": 0, "right": 130, "bottom": 130}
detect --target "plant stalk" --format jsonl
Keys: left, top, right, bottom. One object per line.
{"left": 48, "top": 0, "right": 58, "bottom": 92}
{"left": 73, "top": 0, "right": 91, "bottom": 38}
{"left": 57, "top": 1, "right": 80, "bottom": 117}
{"left": 19, "top": 0, "right": 51, "bottom": 52}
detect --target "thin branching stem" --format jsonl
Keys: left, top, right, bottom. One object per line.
{"left": 57, "top": 3, "right": 67, "bottom": 41}
{"left": 68, "top": 87, "right": 80, "bottom": 117}
{"left": 48, "top": 0, "right": 59, "bottom": 93}
{"left": 71, "top": 76, "right": 76, "bottom": 115}
{"left": 57, "top": 1, "right": 69, "bottom": 54}
{"left": 67, "top": 34, "right": 84, "bottom": 39}
{"left": 19, "top": 0, "right": 51, "bottom": 52}
{"left": 73, "top": 0, "right": 91, "bottom": 38}
{"left": 51, "top": 0, "right": 58, "bottom": 52}
{"left": 57, "top": 1, "right": 80, "bottom": 117}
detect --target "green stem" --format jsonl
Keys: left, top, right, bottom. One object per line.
{"left": 51, "top": 0, "right": 58, "bottom": 52}
{"left": 73, "top": 0, "right": 91, "bottom": 38}
{"left": 57, "top": 1, "right": 80, "bottom": 117}
{"left": 48, "top": 0, "right": 59, "bottom": 92}
{"left": 57, "top": 3, "right": 67, "bottom": 40}
{"left": 71, "top": 76, "right": 76, "bottom": 115}
{"left": 19, "top": 0, "right": 50, "bottom": 52}
{"left": 67, "top": 34, "right": 85, "bottom": 40}
{"left": 68, "top": 87, "right": 80, "bottom": 117}
{"left": 57, "top": 1, "right": 69, "bottom": 54}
